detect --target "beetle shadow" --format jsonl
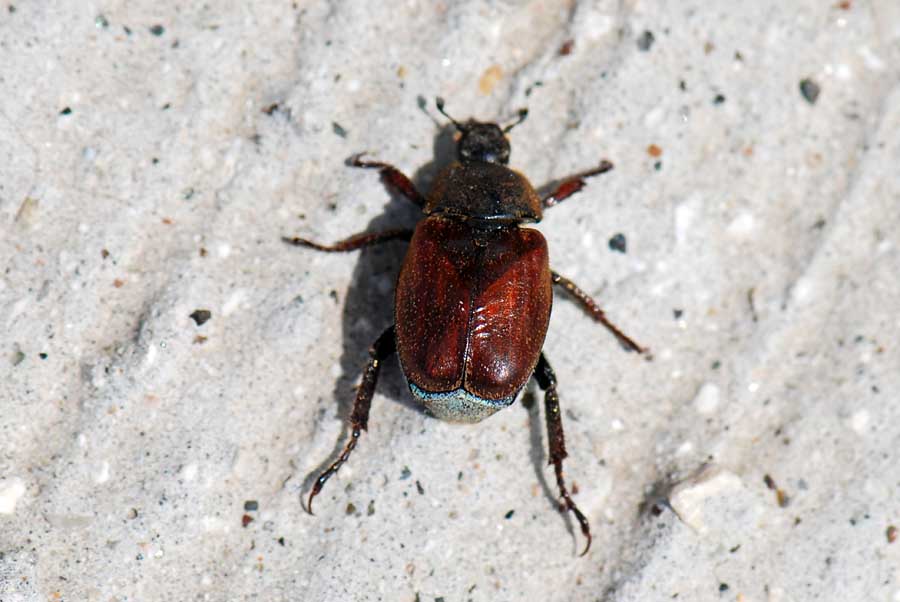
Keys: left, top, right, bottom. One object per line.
{"left": 300, "top": 121, "right": 459, "bottom": 504}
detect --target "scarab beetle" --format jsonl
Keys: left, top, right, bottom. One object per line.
{"left": 284, "top": 98, "right": 648, "bottom": 555}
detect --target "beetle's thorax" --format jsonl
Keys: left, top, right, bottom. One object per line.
{"left": 424, "top": 161, "right": 543, "bottom": 225}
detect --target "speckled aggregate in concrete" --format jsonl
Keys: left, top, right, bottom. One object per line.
{"left": 2, "top": 1, "right": 899, "bottom": 601}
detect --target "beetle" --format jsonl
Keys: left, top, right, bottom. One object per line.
{"left": 284, "top": 98, "right": 648, "bottom": 555}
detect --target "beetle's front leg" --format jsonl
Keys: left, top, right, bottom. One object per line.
{"left": 282, "top": 228, "right": 412, "bottom": 253}
{"left": 349, "top": 153, "right": 426, "bottom": 207}
{"left": 541, "top": 160, "right": 613, "bottom": 208}
{"left": 534, "top": 352, "right": 592, "bottom": 556}
{"left": 307, "top": 326, "right": 396, "bottom": 513}
{"left": 551, "top": 271, "right": 649, "bottom": 356}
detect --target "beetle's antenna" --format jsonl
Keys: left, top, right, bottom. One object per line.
{"left": 416, "top": 95, "right": 443, "bottom": 128}
{"left": 502, "top": 108, "right": 529, "bottom": 133}
{"left": 435, "top": 97, "right": 467, "bottom": 132}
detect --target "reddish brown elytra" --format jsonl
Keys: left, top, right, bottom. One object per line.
{"left": 283, "top": 97, "right": 648, "bottom": 555}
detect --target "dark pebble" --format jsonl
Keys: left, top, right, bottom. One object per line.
{"left": 332, "top": 122, "right": 348, "bottom": 138}
{"left": 189, "top": 309, "right": 211, "bottom": 326}
{"left": 608, "top": 233, "right": 627, "bottom": 253}
{"left": 637, "top": 30, "right": 655, "bottom": 51}
{"left": 800, "top": 78, "right": 821, "bottom": 104}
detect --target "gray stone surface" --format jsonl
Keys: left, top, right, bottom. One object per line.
{"left": 1, "top": 1, "right": 899, "bottom": 601}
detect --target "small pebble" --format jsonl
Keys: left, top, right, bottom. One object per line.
{"left": 693, "top": 383, "right": 720, "bottom": 414}
{"left": 332, "top": 122, "right": 348, "bottom": 138}
{"left": 799, "top": 78, "right": 820, "bottom": 104}
{"left": 636, "top": 30, "right": 655, "bottom": 51}
{"left": 190, "top": 309, "right": 212, "bottom": 326}
{"left": 0, "top": 479, "right": 26, "bottom": 514}
{"left": 608, "top": 233, "right": 627, "bottom": 253}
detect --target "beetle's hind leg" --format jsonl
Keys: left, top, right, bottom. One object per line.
{"left": 551, "top": 271, "right": 650, "bottom": 356}
{"left": 348, "top": 153, "right": 426, "bottom": 207}
{"left": 541, "top": 160, "right": 614, "bottom": 208}
{"left": 306, "top": 326, "right": 396, "bottom": 514}
{"left": 534, "top": 352, "right": 592, "bottom": 556}
{"left": 282, "top": 228, "right": 412, "bottom": 253}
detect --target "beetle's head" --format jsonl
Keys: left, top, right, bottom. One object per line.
{"left": 436, "top": 97, "right": 527, "bottom": 166}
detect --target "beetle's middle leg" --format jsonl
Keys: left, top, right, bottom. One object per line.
{"left": 349, "top": 153, "right": 426, "bottom": 207}
{"left": 534, "top": 352, "right": 592, "bottom": 556}
{"left": 307, "top": 325, "right": 396, "bottom": 513}
{"left": 551, "top": 271, "right": 649, "bottom": 356}
{"left": 282, "top": 228, "right": 412, "bottom": 253}
{"left": 541, "top": 160, "right": 614, "bottom": 208}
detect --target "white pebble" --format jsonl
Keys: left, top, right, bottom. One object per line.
{"left": 676, "top": 441, "right": 694, "bottom": 456}
{"left": 674, "top": 196, "right": 699, "bottom": 246}
{"left": 222, "top": 289, "right": 246, "bottom": 316}
{"left": 669, "top": 467, "right": 743, "bottom": 532}
{"left": 694, "top": 383, "right": 720, "bottom": 414}
{"left": 726, "top": 212, "right": 756, "bottom": 237}
{"left": 145, "top": 343, "right": 158, "bottom": 366}
{"left": 0, "top": 478, "right": 26, "bottom": 514}
{"left": 643, "top": 105, "right": 665, "bottom": 128}
{"left": 858, "top": 46, "right": 885, "bottom": 71}
{"left": 834, "top": 62, "right": 853, "bottom": 80}
{"left": 790, "top": 276, "right": 814, "bottom": 306}
{"left": 94, "top": 461, "right": 110, "bottom": 484}
{"left": 850, "top": 409, "right": 869, "bottom": 434}
{"left": 182, "top": 463, "right": 198, "bottom": 481}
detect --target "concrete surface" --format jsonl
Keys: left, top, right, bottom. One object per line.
{"left": 1, "top": 1, "right": 899, "bottom": 601}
